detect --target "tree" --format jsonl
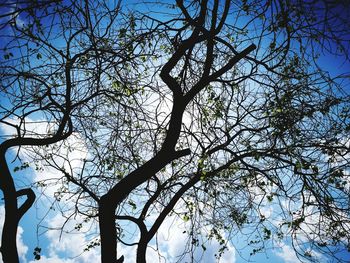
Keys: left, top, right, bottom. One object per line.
{"left": 0, "top": 0, "right": 148, "bottom": 262}
{"left": 1, "top": 0, "right": 350, "bottom": 263}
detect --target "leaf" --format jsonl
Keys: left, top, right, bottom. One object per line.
{"left": 295, "top": 161, "right": 302, "bottom": 170}
{"left": 267, "top": 195, "right": 273, "bottom": 202}
{"left": 198, "top": 158, "right": 204, "bottom": 168}
{"left": 242, "top": 4, "right": 249, "bottom": 13}
{"left": 112, "top": 81, "right": 120, "bottom": 89}
{"left": 263, "top": 227, "right": 271, "bottom": 240}
{"left": 33, "top": 247, "right": 41, "bottom": 260}
{"left": 254, "top": 152, "right": 260, "bottom": 161}
{"left": 125, "top": 88, "right": 131, "bottom": 96}
{"left": 128, "top": 200, "right": 137, "bottom": 210}
{"left": 269, "top": 42, "right": 276, "bottom": 49}
{"left": 119, "top": 28, "right": 127, "bottom": 38}
{"left": 183, "top": 214, "right": 190, "bottom": 222}
{"left": 13, "top": 163, "right": 30, "bottom": 172}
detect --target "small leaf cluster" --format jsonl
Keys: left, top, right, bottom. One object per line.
{"left": 33, "top": 247, "right": 41, "bottom": 260}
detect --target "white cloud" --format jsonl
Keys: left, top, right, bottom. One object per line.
{"left": 28, "top": 255, "right": 75, "bottom": 263}
{"left": 275, "top": 242, "right": 324, "bottom": 263}
{"left": 0, "top": 205, "right": 29, "bottom": 263}
{"left": 0, "top": 197, "right": 234, "bottom": 263}
{"left": 118, "top": 244, "right": 137, "bottom": 263}
{"left": 0, "top": 118, "right": 92, "bottom": 263}
{"left": 0, "top": 5, "right": 26, "bottom": 30}
{"left": 0, "top": 117, "right": 55, "bottom": 139}
{"left": 275, "top": 243, "right": 299, "bottom": 263}
{"left": 150, "top": 215, "right": 236, "bottom": 263}
{"left": 0, "top": 116, "right": 88, "bottom": 200}
{"left": 0, "top": 117, "right": 87, "bottom": 167}
{"left": 37, "top": 212, "right": 101, "bottom": 263}
{"left": 31, "top": 132, "right": 88, "bottom": 198}
{"left": 1, "top": 118, "right": 236, "bottom": 263}
{"left": 112, "top": 211, "right": 236, "bottom": 263}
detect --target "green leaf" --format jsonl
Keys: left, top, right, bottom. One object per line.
{"left": 269, "top": 42, "right": 276, "bottom": 49}
{"left": 198, "top": 158, "right": 205, "bottom": 169}
{"left": 254, "top": 152, "right": 260, "bottom": 161}
{"left": 183, "top": 214, "right": 190, "bottom": 222}
{"left": 267, "top": 195, "right": 273, "bottom": 202}
{"left": 128, "top": 200, "right": 137, "bottom": 210}
{"left": 263, "top": 227, "right": 271, "bottom": 240}
{"left": 112, "top": 81, "right": 120, "bottom": 89}
{"left": 13, "top": 162, "right": 30, "bottom": 172}
{"left": 311, "top": 165, "right": 319, "bottom": 174}
{"left": 119, "top": 28, "right": 127, "bottom": 38}
{"left": 295, "top": 161, "right": 302, "bottom": 170}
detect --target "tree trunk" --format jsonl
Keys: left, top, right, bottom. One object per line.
{"left": 0, "top": 153, "right": 20, "bottom": 263}
{"left": 1, "top": 197, "right": 20, "bottom": 263}
{"left": 99, "top": 198, "right": 118, "bottom": 263}
{"left": 136, "top": 238, "right": 147, "bottom": 263}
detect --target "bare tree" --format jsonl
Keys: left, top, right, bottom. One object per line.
{"left": 1, "top": 0, "right": 350, "bottom": 263}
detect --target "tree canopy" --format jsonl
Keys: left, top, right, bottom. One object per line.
{"left": 1, "top": 0, "right": 350, "bottom": 262}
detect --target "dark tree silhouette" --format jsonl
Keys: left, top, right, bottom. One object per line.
{"left": 0, "top": 0, "right": 146, "bottom": 262}
{"left": 1, "top": 0, "right": 350, "bottom": 263}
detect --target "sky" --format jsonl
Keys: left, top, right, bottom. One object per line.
{"left": 1, "top": 1, "right": 350, "bottom": 263}
{"left": 0, "top": 119, "right": 293, "bottom": 263}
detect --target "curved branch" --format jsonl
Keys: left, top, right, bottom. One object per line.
{"left": 16, "top": 188, "right": 36, "bottom": 219}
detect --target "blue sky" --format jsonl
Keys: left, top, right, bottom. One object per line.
{"left": 1, "top": 1, "right": 350, "bottom": 263}
{"left": 0, "top": 121, "right": 344, "bottom": 262}
{"left": 0, "top": 116, "right": 308, "bottom": 262}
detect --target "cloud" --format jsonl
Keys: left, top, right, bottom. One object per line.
{"left": 27, "top": 255, "right": 75, "bottom": 263}
{"left": 275, "top": 243, "right": 299, "bottom": 263}
{"left": 0, "top": 116, "right": 88, "bottom": 197}
{"left": 0, "top": 5, "right": 26, "bottom": 30}
{"left": 150, "top": 215, "right": 236, "bottom": 263}
{"left": 0, "top": 117, "right": 54, "bottom": 139}
{"left": 0, "top": 205, "right": 29, "bottom": 263}
{"left": 36, "top": 212, "right": 101, "bottom": 263}
{"left": 114, "top": 211, "right": 236, "bottom": 263}
{"left": 1, "top": 118, "right": 236, "bottom": 263}
{"left": 0, "top": 195, "right": 233, "bottom": 263}
{"left": 275, "top": 242, "right": 324, "bottom": 263}
{"left": 0, "top": 118, "right": 92, "bottom": 263}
